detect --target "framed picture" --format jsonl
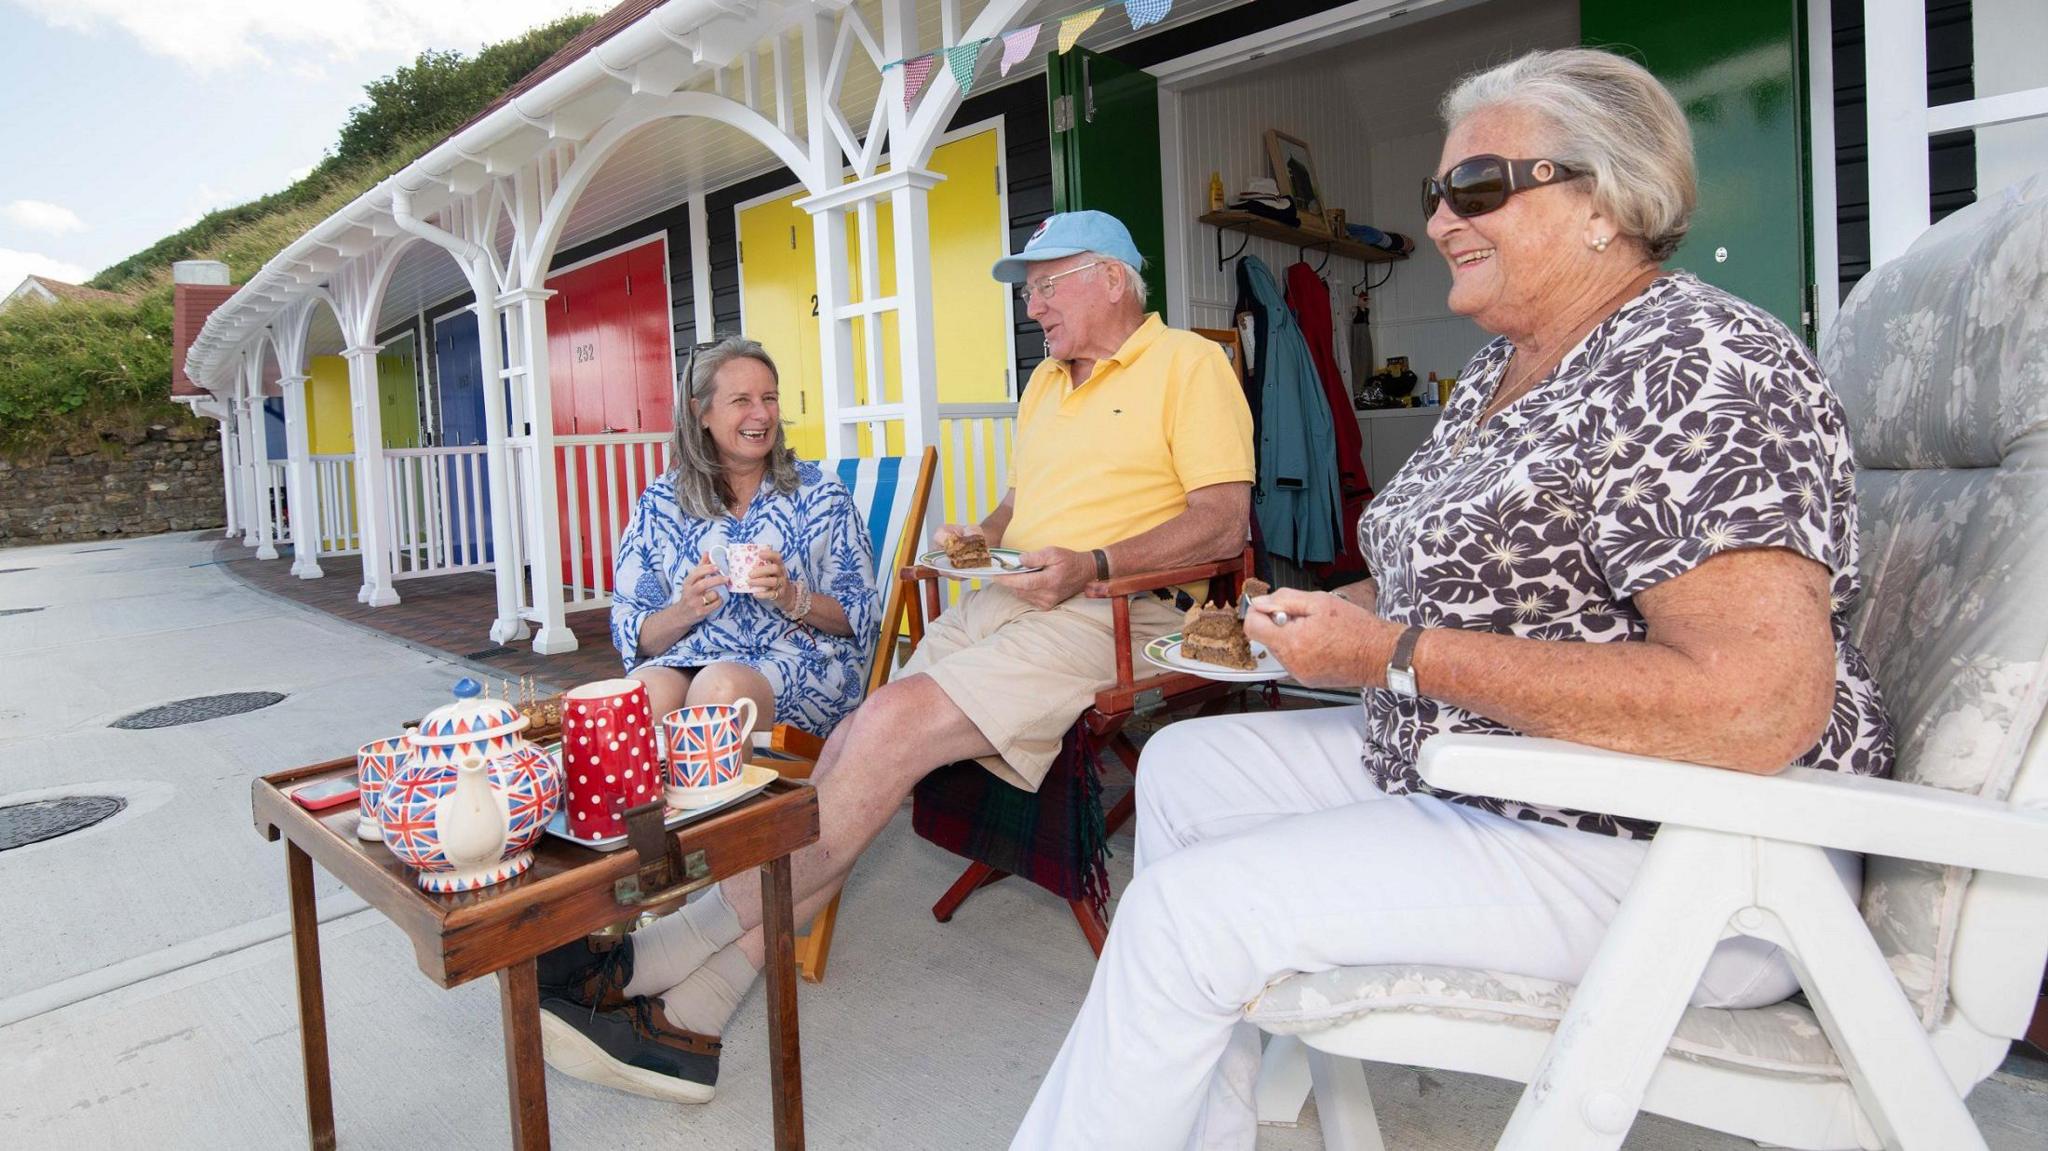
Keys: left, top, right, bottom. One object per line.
{"left": 1264, "top": 129, "right": 1325, "bottom": 222}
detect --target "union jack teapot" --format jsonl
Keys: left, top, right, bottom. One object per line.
{"left": 379, "top": 678, "right": 562, "bottom": 893}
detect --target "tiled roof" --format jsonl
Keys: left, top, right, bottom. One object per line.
{"left": 24, "top": 276, "right": 126, "bottom": 305}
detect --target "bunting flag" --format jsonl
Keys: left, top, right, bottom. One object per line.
{"left": 946, "top": 39, "right": 989, "bottom": 95}
{"left": 1057, "top": 7, "right": 1104, "bottom": 54}
{"left": 998, "top": 25, "right": 1042, "bottom": 77}
{"left": 900, "top": 52, "right": 937, "bottom": 108}
{"left": 1125, "top": 0, "right": 1173, "bottom": 29}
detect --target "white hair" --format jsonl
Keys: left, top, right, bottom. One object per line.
{"left": 1440, "top": 48, "right": 1697, "bottom": 261}
{"left": 1090, "top": 251, "right": 1149, "bottom": 308}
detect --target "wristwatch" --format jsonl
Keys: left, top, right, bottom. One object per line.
{"left": 1385, "top": 624, "right": 1426, "bottom": 697}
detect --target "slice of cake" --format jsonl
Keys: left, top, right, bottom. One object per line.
{"left": 1180, "top": 602, "right": 1257, "bottom": 670}
{"left": 944, "top": 533, "right": 994, "bottom": 568}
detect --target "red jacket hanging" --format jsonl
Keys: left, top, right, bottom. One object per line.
{"left": 1283, "top": 260, "right": 1370, "bottom": 576}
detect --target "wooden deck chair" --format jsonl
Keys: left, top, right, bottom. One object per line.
{"left": 905, "top": 547, "right": 1261, "bottom": 954}
{"left": 761, "top": 446, "right": 937, "bottom": 982}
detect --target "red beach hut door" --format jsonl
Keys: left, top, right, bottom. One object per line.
{"left": 546, "top": 237, "right": 675, "bottom": 598}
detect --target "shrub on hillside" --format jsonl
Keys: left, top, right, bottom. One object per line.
{"left": 89, "top": 12, "right": 599, "bottom": 291}
{"left": 0, "top": 289, "right": 194, "bottom": 463}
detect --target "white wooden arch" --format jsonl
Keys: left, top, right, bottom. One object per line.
{"left": 519, "top": 89, "right": 823, "bottom": 287}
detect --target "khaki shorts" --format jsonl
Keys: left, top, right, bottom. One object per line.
{"left": 899, "top": 584, "right": 1185, "bottom": 791}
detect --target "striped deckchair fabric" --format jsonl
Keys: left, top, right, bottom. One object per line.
{"left": 827, "top": 449, "right": 936, "bottom": 691}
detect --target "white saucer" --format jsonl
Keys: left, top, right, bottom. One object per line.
{"left": 544, "top": 763, "right": 779, "bottom": 851}
{"left": 915, "top": 547, "right": 1043, "bottom": 580}
{"left": 1141, "top": 632, "right": 1289, "bottom": 682}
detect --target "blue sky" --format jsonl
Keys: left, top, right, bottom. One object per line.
{"left": 0, "top": 0, "right": 596, "bottom": 293}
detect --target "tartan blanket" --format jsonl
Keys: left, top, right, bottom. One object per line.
{"left": 910, "top": 725, "right": 1112, "bottom": 922}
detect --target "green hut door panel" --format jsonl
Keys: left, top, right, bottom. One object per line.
{"left": 376, "top": 339, "right": 422, "bottom": 449}
{"left": 1581, "top": 0, "right": 1812, "bottom": 338}
{"left": 1047, "top": 47, "right": 1168, "bottom": 319}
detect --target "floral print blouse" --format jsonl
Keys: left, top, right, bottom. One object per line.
{"left": 610, "top": 460, "right": 879, "bottom": 737}
{"left": 1360, "top": 272, "right": 1894, "bottom": 838}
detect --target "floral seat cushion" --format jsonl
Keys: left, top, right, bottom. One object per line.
{"left": 1247, "top": 964, "right": 1843, "bottom": 1081}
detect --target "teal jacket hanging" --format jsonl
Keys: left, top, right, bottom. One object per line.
{"left": 1236, "top": 254, "right": 1340, "bottom": 565}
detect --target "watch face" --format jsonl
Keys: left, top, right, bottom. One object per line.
{"left": 1387, "top": 667, "right": 1417, "bottom": 697}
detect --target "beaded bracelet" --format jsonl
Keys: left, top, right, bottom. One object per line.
{"left": 781, "top": 578, "right": 814, "bottom": 622}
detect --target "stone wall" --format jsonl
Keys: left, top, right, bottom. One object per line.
{"left": 0, "top": 423, "right": 224, "bottom": 545}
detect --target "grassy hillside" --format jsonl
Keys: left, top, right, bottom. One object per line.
{"left": 1, "top": 13, "right": 599, "bottom": 463}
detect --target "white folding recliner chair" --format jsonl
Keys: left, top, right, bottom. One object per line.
{"left": 1250, "top": 175, "right": 2048, "bottom": 1149}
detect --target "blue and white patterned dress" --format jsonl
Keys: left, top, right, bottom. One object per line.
{"left": 610, "top": 460, "right": 880, "bottom": 736}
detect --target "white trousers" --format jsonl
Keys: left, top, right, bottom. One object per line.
{"left": 1013, "top": 706, "right": 1833, "bottom": 1150}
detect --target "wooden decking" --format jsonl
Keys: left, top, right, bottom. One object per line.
{"left": 210, "top": 537, "right": 627, "bottom": 690}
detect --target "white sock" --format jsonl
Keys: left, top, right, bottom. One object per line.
{"left": 622, "top": 886, "right": 745, "bottom": 1000}
{"left": 658, "top": 943, "right": 762, "bottom": 1037}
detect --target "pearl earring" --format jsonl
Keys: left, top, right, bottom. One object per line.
{"left": 1591, "top": 235, "right": 1611, "bottom": 253}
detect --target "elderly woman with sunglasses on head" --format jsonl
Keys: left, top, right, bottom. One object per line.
{"left": 540, "top": 337, "right": 879, "bottom": 1103}
{"left": 608, "top": 335, "right": 879, "bottom": 754}
{"left": 1014, "top": 48, "right": 1892, "bottom": 1150}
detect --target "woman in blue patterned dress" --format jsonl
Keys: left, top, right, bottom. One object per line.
{"left": 608, "top": 336, "right": 879, "bottom": 736}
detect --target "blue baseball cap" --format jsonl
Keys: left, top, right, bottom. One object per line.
{"left": 991, "top": 210, "right": 1145, "bottom": 283}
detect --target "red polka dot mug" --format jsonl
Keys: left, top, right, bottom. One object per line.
{"left": 560, "top": 678, "right": 661, "bottom": 840}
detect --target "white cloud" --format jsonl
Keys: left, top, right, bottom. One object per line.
{"left": 3, "top": 199, "right": 87, "bottom": 236}
{"left": 0, "top": 249, "right": 92, "bottom": 293}
{"left": 9, "top": 0, "right": 602, "bottom": 74}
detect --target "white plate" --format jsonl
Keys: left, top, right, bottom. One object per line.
{"left": 915, "top": 547, "right": 1042, "bottom": 579}
{"left": 1142, "top": 632, "right": 1289, "bottom": 682}
{"left": 542, "top": 763, "right": 780, "bottom": 852}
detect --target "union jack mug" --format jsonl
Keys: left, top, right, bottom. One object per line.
{"left": 662, "top": 698, "right": 758, "bottom": 809}
{"left": 561, "top": 678, "right": 661, "bottom": 839}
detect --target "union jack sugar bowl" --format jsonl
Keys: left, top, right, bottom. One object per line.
{"left": 380, "top": 678, "right": 561, "bottom": 894}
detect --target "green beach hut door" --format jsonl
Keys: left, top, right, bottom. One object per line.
{"left": 1582, "top": 0, "right": 1814, "bottom": 340}
{"left": 1047, "top": 47, "right": 1168, "bottom": 319}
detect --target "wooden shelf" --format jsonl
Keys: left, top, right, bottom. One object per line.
{"left": 1200, "top": 210, "right": 1409, "bottom": 267}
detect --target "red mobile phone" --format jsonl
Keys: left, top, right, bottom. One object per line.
{"left": 292, "top": 776, "right": 361, "bottom": 811}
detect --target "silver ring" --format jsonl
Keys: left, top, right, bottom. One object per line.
{"left": 1271, "top": 610, "right": 1292, "bottom": 626}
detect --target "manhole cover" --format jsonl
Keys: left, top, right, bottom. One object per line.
{"left": 112, "top": 691, "right": 287, "bottom": 730}
{"left": 464, "top": 646, "right": 515, "bottom": 660}
{"left": 0, "top": 796, "right": 125, "bottom": 851}
{"left": 0, "top": 607, "right": 43, "bottom": 617}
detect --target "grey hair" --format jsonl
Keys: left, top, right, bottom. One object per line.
{"left": 668, "top": 335, "right": 801, "bottom": 521}
{"left": 1092, "top": 252, "right": 1149, "bottom": 308}
{"left": 1440, "top": 48, "right": 1696, "bottom": 261}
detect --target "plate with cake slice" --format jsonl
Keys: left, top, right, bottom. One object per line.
{"left": 1144, "top": 595, "right": 1289, "bottom": 682}
{"left": 916, "top": 535, "right": 1042, "bottom": 579}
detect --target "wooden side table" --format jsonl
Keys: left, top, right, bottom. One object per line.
{"left": 252, "top": 742, "right": 820, "bottom": 1150}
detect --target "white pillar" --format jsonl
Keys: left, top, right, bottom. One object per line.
{"left": 889, "top": 173, "right": 943, "bottom": 457}
{"left": 473, "top": 295, "right": 528, "bottom": 646}
{"left": 1864, "top": 0, "right": 1930, "bottom": 267}
{"left": 218, "top": 413, "right": 241, "bottom": 538}
{"left": 239, "top": 389, "right": 278, "bottom": 560}
{"left": 688, "top": 192, "right": 715, "bottom": 340}
{"left": 342, "top": 344, "right": 400, "bottom": 606}
{"left": 278, "top": 374, "right": 323, "bottom": 579}
{"left": 500, "top": 287, "right": 577, "bottom": 654}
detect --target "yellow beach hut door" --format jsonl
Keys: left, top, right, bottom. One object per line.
{"left": 738, "top": 126, "right": 1012, "bottom": 459}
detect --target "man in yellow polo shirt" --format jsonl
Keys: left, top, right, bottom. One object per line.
{"left": 528, "top": 212, "right": 1251, "bottom": 1104}
{"left": 916, "top": 210, "right": 1255, "bottom": 788}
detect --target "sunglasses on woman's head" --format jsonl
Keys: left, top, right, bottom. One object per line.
{"left": 1423, "top": 155, "right": 1583, "bottom": 220}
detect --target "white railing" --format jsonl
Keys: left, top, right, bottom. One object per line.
{"left": 311, "top": 454, "right": 360, "bottom": 557}
{"left": 265, "top": 461, "right": 291, "bottom": 546}
{"left": 546, "top": 433, "right": 671, "bottom": 614}
{"left": 935, "top": 403, "right": 1019, "bottom": 607}
{"left": 383, "top": 446, "right": 494, "bottom": 580}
